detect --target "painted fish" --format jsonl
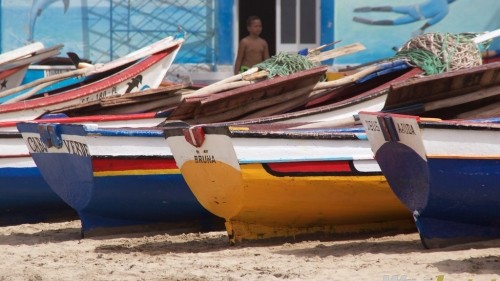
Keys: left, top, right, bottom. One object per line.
{"left": 28, "top": 0, "right": 70, "bottom": 42}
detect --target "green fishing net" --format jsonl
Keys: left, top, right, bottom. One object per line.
{"left": 254, "top": 52, "right": 318, "bottom": 78}
{"left": 395, "top": 33, "right": 487, "bottom": 75}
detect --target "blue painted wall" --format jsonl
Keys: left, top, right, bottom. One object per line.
{"left": 2, "top": 0, "right": 496, "bottom": 67}
{"left": 321, "top": 0, "right": 334, "bottom": 65}
{"left": 217, "top": 0, "right": 234, "bottom": 65}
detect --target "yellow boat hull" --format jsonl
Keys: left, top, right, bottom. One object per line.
{"left": 181, "top": 160, "right": 414, "bottom": 243}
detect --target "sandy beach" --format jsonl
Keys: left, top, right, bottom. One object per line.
{"left": 0, "top": 220, "right": 499, "bottom": 281}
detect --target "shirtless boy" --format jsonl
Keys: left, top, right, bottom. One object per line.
{"left": 234, "top": 16, "right": 270, "bottom": 74}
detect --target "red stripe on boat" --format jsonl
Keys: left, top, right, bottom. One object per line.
{"left": 0, "top": 46, "right": 178, "bottom": 114}
{"left": 92, "top": 157, "right": 178, "bottom": 172}
{"left": 0, "top": 112, "right": 158, "bottom": 128}
{"left": 266, "top": 161, "right": 352, "bottom": 173}
{"left": 0, "top": 66, "right": 25, "bottom": 80}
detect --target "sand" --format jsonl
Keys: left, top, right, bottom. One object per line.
{"left": 0, "top": 220, "right": 499, "bottom": 281}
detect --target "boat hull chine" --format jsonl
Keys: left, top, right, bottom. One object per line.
{"left": 78, "top": 172, "right": 219, "bottom": 236}
{"left": 226, "top": 164, "right": 415, "bottom": 243}
{"left": 415, "top": 216, "right": 500, "bottom": 249}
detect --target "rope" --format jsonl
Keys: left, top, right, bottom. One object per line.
{"left": 254, "top": 52, "right": 318, "bottom": 78}
{"left": 395, "top": 33, "right": 485, "bottom": 75}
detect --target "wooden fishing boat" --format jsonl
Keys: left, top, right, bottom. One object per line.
{"left": 159, "top": 61, "right": 500, "bottom": 243}
{"left": 359, "top": 112, "right": 500, "bottom": 249}
{"left": 165, "top": 59, "right": 500, "bottom": 129}
{"left": 166, "top": 65, "right": 329, "bottom": 122}
{"left": 28, "top": 71, "right": 500, "bottom": 238}
{"left": 0, "top": 35, "right": 183, "bottom": 121}
{"left": 0, "top": 42, "right": 63, "bottom": 95}
{"left": 16, "top": 42, "right": 363, "bottom": 118}
{"left": 0, "top": 112, "right": 171, "bottom": 226}
{"left": 16, "top": 120, "right": 224, "bottom": 236}
{"left": 56, "top": 82, "right": 194, "bottom": 116}
{"left": 59, "top": 58, "right": 415, "bottom": 121}
{"left": 10, "top": 60, "right": 415, "bottom": 237}
{"left": 15, "top": 58, "right": 500, "bottom": 237}
{"left": 254, "top": 60, "right": 500, "bottom": 127}
{"left": 20, "top": 57, "right": 419, "bottom": 123}
{"left": 163, "top": 122, "right": 415, "bottom": 243}
{"left": 165, "top": 59, "right": 417, "bottom": 124}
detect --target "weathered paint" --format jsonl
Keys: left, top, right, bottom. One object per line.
{"left": 167, "top": 127, "right": 414, "bottom": 244}
{"left": 360, "top": 112, "right": 500, "bottom": 248}
{"left": 180, "top": 159, "right": 413, "bottom": 243}
{"left": 0, "top": 37, "right": 182, "bottom": 121}
{"left": 17, "top": 122, "right": 223, "bottom": 237}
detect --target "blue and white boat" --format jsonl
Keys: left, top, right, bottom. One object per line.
{"left": 360, "top": 112, "right": 500, "bottom": 248}
{"left": 0, "top": 112, "right": 175, "bottom": 226}
{"left": 16, "top": 121, "right": 224, "bottom": 236}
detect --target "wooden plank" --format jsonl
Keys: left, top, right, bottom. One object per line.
{"left": 308, "top": 43, "right": 366, "bottom": 63}
{"left": 456, "top": 100, "right": 500, "bottom": 119}
{"left": 193, "top": 85, "right": 313, "bottom": 123}
{"left": 101, "top": 83, "right": 190, "bottom": 101}
{"left": 167, "top": 66, "right": 327, "bottom": 121}
{"left": 384, "top": 62, "right": 500, "bottom": 110}
{"left": 423, "top": 84, "right": 500, "bottom": 112}
{"left": 166, "top": 96, "right": 204, "bottom": 121}
{"left": 196, "top": 76, "right": 321, "bottom": 117}
{"left": 194, "top": 68, "right": 327, "bottom": 116}
{"left": 99, "top": 88, "right": 193, "bottom": 109}
{"left": 0, "top": 42, "right": 45, "bottom": 65}
{"left": 0, "top": 45, "right": 63, "bottom": 72}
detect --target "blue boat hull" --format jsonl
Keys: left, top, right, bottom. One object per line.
{"left": 0, "top": 166, "right": 76, "bottom": 225}
{"left": 376, "top": 142, "right": 500, "bottom": 248}
{"left": 30, "top": 151, "right": 223, "bottom": 236}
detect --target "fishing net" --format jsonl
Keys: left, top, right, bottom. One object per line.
{"left": 254, "top": 52, "right": 318, "bottom": 78}
{"left": 395, "top": 33, "right": 485, "bottom": 75}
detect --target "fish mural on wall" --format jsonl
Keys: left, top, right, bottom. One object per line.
{"left": 334, "top": 0, "right": 500, "bottom": 65}
{"left": 28, "top": 0, "right": 70, "bottom": 42}
{"left": 353, "top": 0, "right": 457, "bottom": 37}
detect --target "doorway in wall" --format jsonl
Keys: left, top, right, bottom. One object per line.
{"left": 277, "top": 0, "right": 319, "bottom": 53}
{"left": 238, "top": 0, "right": 276, "bottom": 56}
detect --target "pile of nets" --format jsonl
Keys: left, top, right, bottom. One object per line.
{"left": 254, "top": 52, "right": 318, "bottom": 78}
{"left": 395, "top": 33, "right": 486, "bottom": 75}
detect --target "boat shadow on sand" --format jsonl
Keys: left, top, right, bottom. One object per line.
{"left": 0, "top": 221, "right": 82, "bottom": 246}
{"left": 433, "top": 255, "right": 500, "bottom": 275}
{"left": 94, "top": 231, "right": 230, "bottom": 255}
{"left": 276, "top": 235, "right": 500, "bottom": 256}
{"left": 0, "top": 221, "right": 226, "bottom": 248}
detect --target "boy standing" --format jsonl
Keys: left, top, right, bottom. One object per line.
{"left": 234, "top": 16, "right": 270, "bottom": 74}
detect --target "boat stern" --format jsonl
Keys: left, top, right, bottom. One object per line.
{"left": 165, "top": 125, "right": 244, "bottom": 221}
{"left": 17, "top": 122, "right": 94, "bottom": 210}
